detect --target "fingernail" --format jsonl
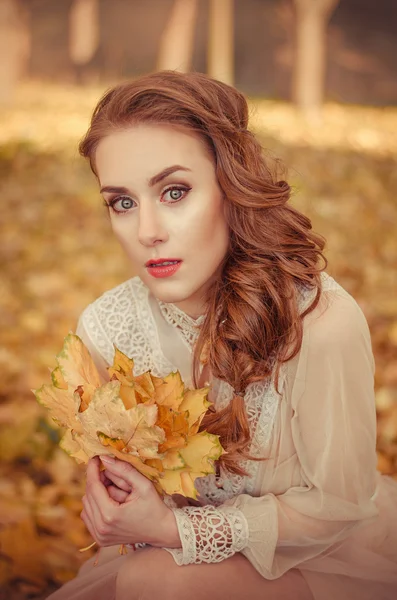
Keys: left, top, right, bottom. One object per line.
{"left": 100, "top": 455, "right": 115, "bottom": 464}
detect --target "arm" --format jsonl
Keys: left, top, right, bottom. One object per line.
{"left": 163, "top": 292, "right": 380, "bottom": 577}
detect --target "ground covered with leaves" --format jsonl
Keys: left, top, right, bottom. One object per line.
{"left": 1, "top": 82, "right": 397, "bottom": 599}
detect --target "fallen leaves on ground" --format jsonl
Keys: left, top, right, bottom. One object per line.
{"left": 1, "top": 82, "right": 397, "bottom": 598}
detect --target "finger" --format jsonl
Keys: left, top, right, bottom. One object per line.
{"left": 99, "top": 456, "right": 152, "bottom": 493}
{"left": 99, "top": 470, "right": 113, "bottom": 487}
{"left": 103, "top": 469, "right": 132, "bottom": 492}
{"left": 80, "top": 507, "right": 98, "bottom": 543}
{"left": 82, "top": 493, "right": 102, "bottom": 530}
{"left": 87, "top": 457, "right": 117, "bottom": 502}
{"left": 107, "top": 485, "right": 129, "bottom": 504}
{"left": 86, "top": 458, "right": 118, "bottom": 517}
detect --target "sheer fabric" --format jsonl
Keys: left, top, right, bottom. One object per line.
{"left": 70, "top": 273, "right": 397, "bottom": 599}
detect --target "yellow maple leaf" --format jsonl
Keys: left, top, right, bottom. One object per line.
{"left": 106, "top": 448, "right": 161, "bottom": 480}
{"left": 109, "top": 346, "right": 135, "bottom": 377}
{"left": 56, "top": 333, "right": 102, "bottom": 390}
{"left": 161, "top": 449, "right": 186, "bottom": 471}
{"left": 159, "top": 469, "right": 187, "bottom": 496}
{"left": 33, "top": 333, "right": 102, "bottom": 430}
{"left": 158, "top": 470, "right": 202, "bottom": 499}
{"left": 179, "top": 431, "right": 224, "bottom": 475}
{"left": 34, "top": 384, "right": 83, "bottom": 434}
{"left": 180, "top": 472, "right": 201, "bottom": 500}
{"left": 156, "top": 405, "right": 190, "bottom": 439}
{"left": 77, "top": 381, "right": 166, "bottom": 460}
{"left": 107, "top": 347, "right": 154, "bottom": 407}
{"left": 134, "top": 372, "right": 156, "bottom": 398}
{"left": 62, "top": 424, "right": 106, "bottom": 462}
{"left": 75, "top": 383, "right": 97, "bottom": 413}
{"left": 145, "top": 458, "right": 164, "bottom": 473}
{"left": 154, "top": 431, "right": 224, "bottom": 497}
{"left": 151, "top": 371, "right": 185, "bottom": 409}
{"left": 158, "top": 435, "right": 187, "bottom": 453}
{"left": 59, "top": 429, "right": 90, "bottom": 464}
{"left": 178, "top": 387, "right": 211, "bottom": 432}
{"left": 34, "top": 334, "right": 225, "bottom": 503}
{"left": 50, "top": 365, "right": 68, "bottom": 390}
{"left": 97, "top": 432, "right": 127, "bottom": 452}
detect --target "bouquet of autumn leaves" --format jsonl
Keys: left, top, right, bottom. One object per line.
{"left": 33, "top": 333, "right": 225, "bottom": 502}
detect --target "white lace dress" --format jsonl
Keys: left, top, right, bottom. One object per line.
{"left": 51, "top": 272, "right": 397, "bottom": 599}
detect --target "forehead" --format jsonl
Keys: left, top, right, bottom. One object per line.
{"left": 95, "top": 124, "right": 213, "bottom": 183}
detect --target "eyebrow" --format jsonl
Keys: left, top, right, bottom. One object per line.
{"left": 100, "top": 164, "right": 192, "bottom": 195}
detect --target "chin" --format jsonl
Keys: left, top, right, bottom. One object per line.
{"left": 151, "top": 287, "right": 196, "bottom": 305}
{"left": 144, "top": 277, "right": 200, "bottom": 305}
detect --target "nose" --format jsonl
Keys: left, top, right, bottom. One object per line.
{"left": 137, "top": 202, "right": 168, "bottom": 247}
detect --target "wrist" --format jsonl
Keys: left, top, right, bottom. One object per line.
{"left": 154, "top": 508, "right": 182, "bottom": 549}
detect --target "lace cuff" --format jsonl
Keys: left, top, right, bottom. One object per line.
{"left": 163, "top": 505, "right": 249, "bottom": 565}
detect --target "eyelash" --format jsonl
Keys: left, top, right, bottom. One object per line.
{"left": 103, "top": 185, "right": 191, "bottom": 215}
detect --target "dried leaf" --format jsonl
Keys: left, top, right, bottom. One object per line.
{"left": 179, "top": 387, "right": 212, "bottom": 431}
{"left": 56, "top": 333, "right": 102, "bottom": 390}
{"left": 34, "top": 384, "right": 83, "bottom": 433}
{"left": 34, "top": 336, "right": 224, "bottom": 502}
{"left": 77, "top": 381, "right": 165, "bottom": 459}
{"left": 161, "top": 449, "right": 186, "bottom": 471}
{"left": 0, "top": 519, "right": 49, "bottom": 586}
{"left": 179, "top": 431, "right": 225, "bottom": 475}
{"left": 151, "top": 371, "right": 185, "bottom": 409}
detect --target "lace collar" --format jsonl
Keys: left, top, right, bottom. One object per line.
{"left": 156, "top": 299, "right": 206, "bottom": 351}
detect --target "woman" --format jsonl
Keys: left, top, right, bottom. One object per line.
{"left": 47, "top": 70, "right": 397, "bottom": 600}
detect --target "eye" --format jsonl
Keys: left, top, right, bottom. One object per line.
{"left": 107, "top": 195, "right": 136, "bottom": 214}
{"left": 162, "top": 185, "right": 190, "bottom": 203}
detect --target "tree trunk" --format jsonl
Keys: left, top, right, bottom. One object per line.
{"left": 69, "top": 0, "right": 99, "bottom": 66}
{"left": 292, "top": 0, "right": 339, "bottom": 121}
{"left": 0, "top": 0, "right": 29, "bottom": 104}
{"left": 156, "top": 0, "right": 198, "bottom": 72}
{"left": 208, "top": 0, "right": 234, "bottom": 85}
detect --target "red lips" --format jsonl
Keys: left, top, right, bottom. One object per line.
{"left": 145, "top": 258, "right": 182, "bottom": 267}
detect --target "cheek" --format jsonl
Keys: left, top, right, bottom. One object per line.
{"left": 110, "top": 218, "right": 137, "bottom": 254}
{"left": 199, "top": 196, "right": 229, "bottom": 248}
{"left": 184, "top": 192, "right": 227, "bottom": 239}
{"left": 180, "top": 201, "right": 229, "bottom": 273}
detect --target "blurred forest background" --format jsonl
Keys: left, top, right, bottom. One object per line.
{"left": 0, "top": 0, "right": 397, "bottom": 598}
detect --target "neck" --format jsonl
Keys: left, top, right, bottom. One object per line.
{"left": 156, "top": 296, "right": 206, "bottom": 352}
{"left": 162, "top": 283, "right": 210, "bottom": 320}
{"left": 171, "top": 299, "right": 207, "bottom": 320}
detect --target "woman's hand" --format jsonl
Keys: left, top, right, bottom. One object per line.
{"left": 80, "top": 456, "right": 181, "bottom": 548}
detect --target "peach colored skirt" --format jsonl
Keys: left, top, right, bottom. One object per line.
{"left": 46, "top": 476, "right": 397, "bottom": 600}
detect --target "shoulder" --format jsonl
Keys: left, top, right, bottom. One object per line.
{"left": 285, "top": 273, "right": 374, "bottom": 384}
{"left": 76, "top": 275, "right": 148, "bottom": 363}
{"left": 80, "top": 275, "right": 145, "bottom": 317}
{"left": 284, "top": 274, "right": 375, "bottom": 406}
{"left": 291, "top": 274, "right": 374, "bottom": 385}
{"left": 78, "top": 276, "right": 146, "bottom": 325}
{"left": 303, "top": 274, "right": 372, "bottom": 352}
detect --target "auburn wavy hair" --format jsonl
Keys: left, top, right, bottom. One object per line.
{"left": 79, "top": 70, "right": 327, "bottom": 477}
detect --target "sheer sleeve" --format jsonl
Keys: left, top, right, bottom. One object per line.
{"left": 164, "top": 291, "right": 380, "bottom": 577}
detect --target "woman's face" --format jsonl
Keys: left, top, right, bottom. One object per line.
{"left": 95, "top": 124, "right": 230, "bottom": 318}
